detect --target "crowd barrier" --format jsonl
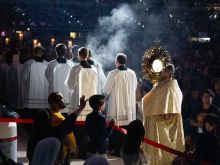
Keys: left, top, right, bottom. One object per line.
{"left": 0, "top": 117, "right": 185, "bottom": 158}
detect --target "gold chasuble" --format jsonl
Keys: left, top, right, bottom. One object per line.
{"left": 142, "top": 79, "right": 185, "bottom": 165}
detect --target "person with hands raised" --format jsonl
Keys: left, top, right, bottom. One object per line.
{"left": 27, "top": 94, "right": 88, "bottom": 164}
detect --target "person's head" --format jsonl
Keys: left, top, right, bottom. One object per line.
{"left": 202, "top": 89, "right": 215, "bottom": 107}
{"left": 161, "top": 63, "right": 175, "bottom": 80}
{"left": 191, "top": 86, "right": 200, "bottom": 100}
{"left": 11, "top": 48, "right": 20, "bottom": 62}
{"left": 33, "top": 45, "right": 44, "bottom": 57}
{"left": 213, "top": 79, "right": 220, "bottom": 95}
{"left": 71, "top": 45, "right": 79, "bottom": 59}
{"left": 4, "top": 50, "right": 13, "bottom": 65}
{"left": 89, "top": 95, "right": 105, "bottom": 112}
{"left": 78, "top": 47, "right": 88, "bottom": 61}
{"left": 123, "top": 120, "right": 145, "bottom": 154}
{"left": 55, "top": 43, "right": 67, "bottom": 58}
{"left": 115, "top": 53, "right": 127, "bottom": 67}
{"left": 84, "top": 155, "right": 109, "bottom": 165}
{"left": 203, "top": 113, "right": 218, "bottom": 133}
{"left": 48, "top": 92, "right": 66, "bottom": 111}
{"left": 195, "top": 133, "right": 219, "bottom": 164}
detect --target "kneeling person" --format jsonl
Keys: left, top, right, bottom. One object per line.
{"left": 48, "top": 92, "right": 78, "bottom": 163}
{"left": 85, "top": 95, "right": 115, "bottom": 157}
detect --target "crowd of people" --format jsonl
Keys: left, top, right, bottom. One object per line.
{"left": 0, "top": 41, "right": 220, "bottom": 165}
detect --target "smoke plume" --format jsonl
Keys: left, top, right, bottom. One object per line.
{"left": 86, "top": 4, "right": 136, "bottom": 70}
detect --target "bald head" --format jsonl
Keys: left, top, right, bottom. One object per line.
{"left": 161, "top": 64, "right": 175, "bottom": 79}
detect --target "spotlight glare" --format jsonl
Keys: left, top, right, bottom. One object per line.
{"left": 5, "top": 37, "right": 10, "bottom": 45}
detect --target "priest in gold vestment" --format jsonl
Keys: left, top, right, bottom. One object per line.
{"left": 142, "top": 64, "right": 185, "bottom": 165}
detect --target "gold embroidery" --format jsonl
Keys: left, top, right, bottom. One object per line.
{"left": 156, "top": 114, "right": 178, "bottom": 142}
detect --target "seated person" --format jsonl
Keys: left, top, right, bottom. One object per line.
{"left": 85, "top": 95, "right": 115, "bottom": 157}
{"left": 48, "top": 92, "right": 79, "bottom": 163}
{"left": 27, "top": 94, "right": 87, "bottom": 163}
{"left": 189, "top": 89, "right": 220, "bottom": 142}
{"left": 120, "top": 120, "right": 150, "bottom": 165}
{"left": 31, "top": 137, "right": 61, "bottom": 165}
{"left": 203, "top": 113, "right": 219, "bottom": 138}
{"left": 195, "top": 132, "right": 219, "bottom": 165}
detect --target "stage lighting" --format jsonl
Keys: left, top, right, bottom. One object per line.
{"left": 51, "top": 38, "right": 56, "bottom": 45}
{"left": 70, "top": 32, "right": 77, "bottom": 39}
{"left": 33, "top": 39, "right": 38, "bottom": 46}
{"left": 19, "top": 33, "right": 24, "bottom": 40}
{"left": 1, "top": 31, "right": 5, "bottom": 37}
{"left": 5, "top": 37, "right": 10, "bottom": 45}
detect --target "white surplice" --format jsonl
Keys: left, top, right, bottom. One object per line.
{"left": 66, "top": 64, "right": 98, "bottom": 120}
{"left": 91, "top": 60, "right": 106, "bottom": 94}
{"left": 104, "top": 68, "right": 137, "bottom": 126}
{"left": 8, "top": 62, "right": 24, "bottom": 109}
{"left": 45, "top": 59, "right": 73, "bottom": 113}
{"left": 21, "top": 59, "right": 48, "bottom": 109}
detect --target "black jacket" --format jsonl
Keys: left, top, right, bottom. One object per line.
{"left": 85, "top": 111, "right": 112, "bottom": 154}
{"left": 27, "top": 109, "right": 77, "bottom": 163}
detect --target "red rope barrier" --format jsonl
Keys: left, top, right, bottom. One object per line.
{"left": 0, "top": 118, "right": 185, "bottom": 157}
{"left": 0, "top": 136, "right": 17, "bottom": 143}
{"left": 112, "top": 125, "right": 185, "bottom": 157}
{"left": 0, "top": 118, "right": 33, "bottom": 124}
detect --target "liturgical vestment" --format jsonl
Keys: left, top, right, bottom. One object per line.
{"left": 142, "top": 79, "right": 185, "bottom": 165}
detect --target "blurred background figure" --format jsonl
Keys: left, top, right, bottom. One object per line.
{"left": 87, "top": 49, "right": 106, "bottom": 95}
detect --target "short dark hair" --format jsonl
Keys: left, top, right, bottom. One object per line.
{"left": 5, "top": 50, "right": 13, "bottom": 65}
{"left": 89, "top": 95, "right": 105, "bottom": 110}
{"left": 55, "top": 43, "right": 67, "bottom": 57}
{"left": 78, "top": 47, "right": 88, "bottom": 59}
{"left": 195, "top": 133, "right": 219, "bottom": 164}
{"left": 71, "top": 45, "right": 79, "bottom": 57}
{"left": 203, "top": 89, "right": 215, "bottom": 99}
{"left": 116, "top": 53, "right": 127, "bottom": 64}
{"left": 123, "top": 120, "right": 145, "bottom": 154}
{"left": 204, "top": 113, "right": 219, "bottom": 125}
{"left": 48, "top": 92, "right": 63, "bottom": 106}
{"left": 33, "top": 46, "right": 44, "bottom": 57}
